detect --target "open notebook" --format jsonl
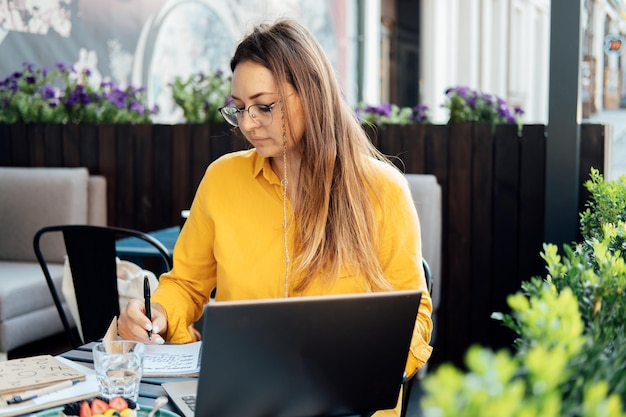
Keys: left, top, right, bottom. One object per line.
{"left": 163, "top": 290, "right": 422, "bottom": 417}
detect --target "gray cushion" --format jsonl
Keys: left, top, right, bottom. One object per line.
{"left": 0, "top": 261, "right": 64, "bottom": 321}
{"left": 0, "top": 167, "right": 89, "bottom": 263}
{"left": 0, "top": 304, "right": 73, "bottom": 353}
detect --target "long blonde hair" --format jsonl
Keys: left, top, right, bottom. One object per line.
{"left": 231, "top": 19, "right": 394, "bottom": 292}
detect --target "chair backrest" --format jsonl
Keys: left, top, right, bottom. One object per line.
{"left": 404, "top": 174, "right": 441, "bottom": 312}
{"left": 33, "top": 225, "right": 173, "bottom": 348}
{"left": 422, "top": 258, "right": 433, "bottom": 295}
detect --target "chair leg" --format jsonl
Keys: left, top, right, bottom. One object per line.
{"left": 400, "top": 377, "right": 414, "bottom": 417}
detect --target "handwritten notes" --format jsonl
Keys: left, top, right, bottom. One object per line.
{"left": 0, "top": 355, "right": 85, "bottom": 395}
{"left": 143, "top": 341, "right": 202, "bottom": 377}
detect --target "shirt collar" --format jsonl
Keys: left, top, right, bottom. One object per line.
{"left": 252, "top": 151, "right": 281, "bottom": 185}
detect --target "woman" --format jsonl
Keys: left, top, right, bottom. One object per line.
{"left": 119, "top": 18, "right": 432, "bottom": 416}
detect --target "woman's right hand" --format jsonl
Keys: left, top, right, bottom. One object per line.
{"left": 118, "top": 299, "right": 167, "bottom": 344}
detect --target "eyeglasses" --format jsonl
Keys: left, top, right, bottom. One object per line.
{"left": 219, "top": 102, "right": 280, "bottom": 127}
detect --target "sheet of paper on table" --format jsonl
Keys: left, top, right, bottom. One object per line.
{"left": 0, "top": 356, "right": 99, "bottom": 417}
{"left": 142, "top": 342, "right": 202, "bottom": 378}
{"left": 102, "top": 316, "right": 201, "bottom": 377}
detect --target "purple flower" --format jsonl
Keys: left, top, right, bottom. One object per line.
{"left": 411, "top": 104, "right": 430, "bottom": 123}
{"left": 456, "top": 86, "right": 471, "bottom": 97}
{"left": 64, "top": 85, "right": 91, "bottom": 107}
{"left": 105, "top": 89, "right": 127, "bottom": 108}
{"left": 129, "top": 101, "right": 144, "bottom": 114}
{"left": 443, "top": 85, "right": 524, "bottom": 126}
{"left": 41, "top": 85, "right": 57, "bottom": 101}
{"left": 497, "top": 105, "right": 513, "bottom": 120}
{"left": 364, "top": 103, "right": 392, "bottom": 117}
{"left": 1, "top": 78, "right": 18, "bottom": 92}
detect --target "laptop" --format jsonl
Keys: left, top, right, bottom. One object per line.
{"left": 162, "top": 290, "right": 422, "bottom": 417}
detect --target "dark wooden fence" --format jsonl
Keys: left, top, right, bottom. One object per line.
{"left": 0, "top": 122, "right": 606, "bottom": 369}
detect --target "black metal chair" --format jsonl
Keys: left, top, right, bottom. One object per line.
{"left": 400, "top": 258, "right": 433, "bottom": 417}
{"left": 33, "top": 225, "right": 173, "bottom": 348}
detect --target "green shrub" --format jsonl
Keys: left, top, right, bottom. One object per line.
{"left": 443, "top": 85, "right": 524, "bottom": 128}
{"left": 420, "top": 169, "right": 626, "bottom": 417}
{"left": 169, "top": 70, "right": 231, "bottom": 123}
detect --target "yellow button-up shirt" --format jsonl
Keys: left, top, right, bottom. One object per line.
{"left": 152, "top": 149, "right": 433, "bottom": 415}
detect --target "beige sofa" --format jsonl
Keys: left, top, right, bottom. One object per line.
{"left": 0, "top": 167, "right": 106, "bottom": 359}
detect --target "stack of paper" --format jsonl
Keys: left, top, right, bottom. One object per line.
{"left": 0, "top": 355, "right": 85, "bottom": 396}
{"left": 0, "top": 356, "right": 99, "bottom": 417}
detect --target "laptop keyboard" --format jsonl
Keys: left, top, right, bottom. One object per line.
{"left": 182, "top": 395, "right": 196, "bottom": 411}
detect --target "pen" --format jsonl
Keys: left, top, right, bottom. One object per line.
{"left": 144, "top": 275, "right": 152, "bottom": 340}
{"left": 6, "top": 379, "right": 81, "bottom": 405}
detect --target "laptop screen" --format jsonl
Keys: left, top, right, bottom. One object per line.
{"left": 192, "top": 290, "right": 422, "bottom": 417}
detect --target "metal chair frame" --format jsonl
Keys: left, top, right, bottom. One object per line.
{"left": 34, "top": 224, "right": 172, "bottom": 348}
{"left": 400, "top": 258, "right": 434, "bottom": 417}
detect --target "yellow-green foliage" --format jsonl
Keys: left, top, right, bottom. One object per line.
{"left": 420, "top": 170, "right": 626, "bottom": 417}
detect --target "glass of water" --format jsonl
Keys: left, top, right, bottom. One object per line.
{"left": 92, "top": 340, "right": 145, "bottom": 401}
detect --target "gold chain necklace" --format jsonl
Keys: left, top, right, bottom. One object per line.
{"left": 281, "top": 112, "right": 290, "bottom": 298}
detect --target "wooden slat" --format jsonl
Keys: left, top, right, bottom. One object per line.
{"left": 579, "top": 124, "right": 606, "bottom": 218}
{"left": 403, "top": 124, "right": 426, "bottom": 174}
{"left": 422, "top": 124, "right": 448, "bottom": 367}
{"left": 79, "top": 124, "right": 99, "bottom": 173}
{"left": 133, "top": 124, "right": 154, "bottom": 231}
{"left": 114, "top": 124, "right": 135, "bottom": 229}
{"left": 518, "top": 125, "right": 547, "bottom": 282}
{"left": 62, "top": 123, "right": 81, "bottom": 167}
{"left": 0, "top": 124, "right": 10, "bottom": 166}
{"left": 9, "top": 124, "right": 28, "bottom": 166}
{"left": 153, "top": 124, "right": 173, "bottom": 227}
{"left": 445, "top": 123, "right": 473, "bottom": 367}
{"left": 43, "top": 124, "right": 63, "bottom": 166}
{"left": 490, "top": 124, "right": 521, "bottom": 350}
{"left": 29, "top": 124, "right": 45, "bottom": 166}
{"left": 469, "top": 123, "right": 494, "bottom": 349}
{"left": 98, "top": 124, "right": 117, "bottom": 226}
{"left": 380, "top": 125, "right": 404, "bottom": 171}
{"left": 171, "top": 124, "right": 191, "bottom": 222}
{"left": 191, "top": 124, "right": 211, "bottom": 194}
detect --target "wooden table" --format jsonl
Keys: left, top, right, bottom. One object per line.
{"left": 59, "top": 342, "right": 193, "bottom": 415}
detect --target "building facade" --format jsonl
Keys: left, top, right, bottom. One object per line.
{"left": 1, "top": 0, "right": 625, "bottom": 124}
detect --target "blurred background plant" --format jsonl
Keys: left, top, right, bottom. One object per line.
{"left": 169, "top": 70, "right": 231, "bottom": 123}
{"left": 354, "top": 102, "right": 430, "bottom": 125}
{"left": 443, "top": 85, "right": 525, "bottom": 128}
{"left": 0, "top": 62, "right": 157, "bottom": 123}
{"left": 420, "top": 169, "right": 626, "bottom": 417}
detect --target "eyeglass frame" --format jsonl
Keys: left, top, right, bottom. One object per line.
{"left": 219, "top": 101, "right": 281, "bottom": 127}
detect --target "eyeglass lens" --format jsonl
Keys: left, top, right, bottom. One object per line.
{"left": 220, "top": 104, "right": 274, "bottom": 127}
